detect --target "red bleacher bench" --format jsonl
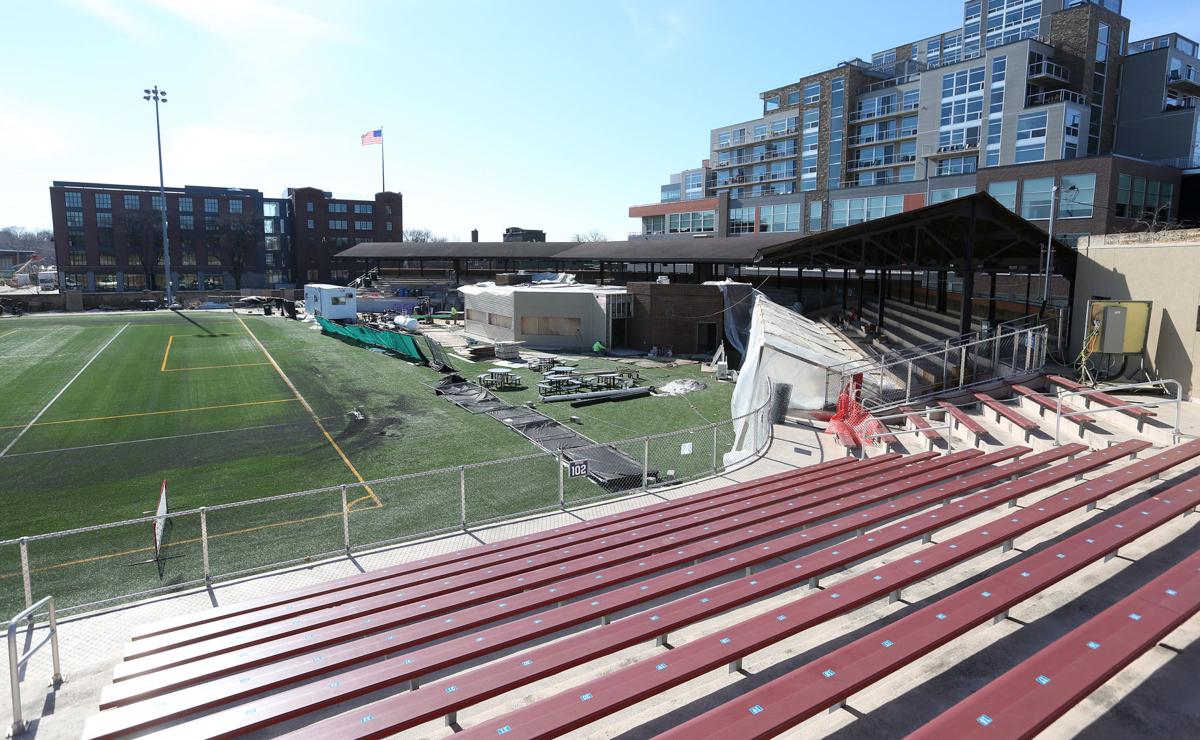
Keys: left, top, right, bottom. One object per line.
{"left": 900, "top": 407, "right": 943, "bottom": 446}
{"left": 1046, "top": 374, "right": 1156, "bottom": 426}
{"left": 937, "top": 401, "right": 987, "bottom": 445}
{"left": 451, "top": 440, "right": 1180, "bottom": 740}
{"left": 650, "top": 445, "right": 1200, "bottom": 740}
{"left": 84, "top": 449, "right": 1042, "bottom": 738}
{"left": 1011, "top": 383, "right": 1095, "bottom": 426}
{"left": 151, "top": 442, "right": 1172, "bottom": 740}
{"left": 910, "top": 548, "right": 1200, "bottom": 739}
{"left": 973, "top": 393, "right": 1039, "bottom": 441}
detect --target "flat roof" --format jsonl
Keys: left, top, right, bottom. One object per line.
{"left": 335, "top": 234, "right": 802, "bottom": 264}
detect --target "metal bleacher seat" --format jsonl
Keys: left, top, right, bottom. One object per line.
{"left": 87, "top": 450, "right": 1023, "bottom": 737}
{"left": 974, "top": 391, "right": 1040, "bottom": 441}
{"left": 113, "top": 443, "right": 1164, "bottom": 739}
{"left": 909, "top": 549, "right": 1200, "bottom": 739}
{"left": 86, "top": 438, "right": 1200, "bottom": 739}
{"left": 651, "top": 440, "right": 1200, "bottom": 740}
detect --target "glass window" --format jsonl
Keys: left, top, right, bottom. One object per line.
{"left": 229, "top": 200, "right": 243, "bottom": 214}
{"left": 96, "top": 212, "right": 113, "bottom": 228}
{"left": 151, "top": 195, "right": 165, "bottom": 212}
{"left": 66, "top": 211, "right": 84, "bottom": 228}
{"left": 987, "top": 180, "right": 1017, "bottom": 211}
{"left": 354, "top": 204, "right": 373, "bottom": 214}
{"left": 1059, "top": 174, "right": 1095, "bottom": 218}
{"left": 65, "top": 191, "right": 82, "bottom": 208}
{"left": 179, "top": 198, "right": 192, "bottom": 213}
{"left": 354, "top": 220, "right": 373, "bottom": 230}
{"left": 803, "top": 82, "right": 820, "bottom": 104}
{"left": 180, "top": 215, "right": 194, "bottom": 230}
{"left": 94, "top": 273, "right": 117, "bottom": 292}
{"left": 765, "top": 96, "right": 780, "bottom": 112}
{"left": 758, "top": 204, "right": 801, "bottom": 233}
{"left": 787, "top": 90, "right": 800, "bottom": 106}
{"left": 95, "top": 193, "right": 111, "bottom": 209}
{"left": 930, "top": 187, "right": 975, "bottom": 203}
{"left": 204, "top": 198, "right": 218, "bottom": 213}
{"left": 263, "top": 201, "right": 279, "bottom": 217}
{"left": 808, "top": 201, "right": 822, "bottom": 232}
{"left": 306, "top": 219, "right": 315, "bottom": 229}
{"left": 328, "top": 202, "right": 348, "bottom": 213}
{"left": 803, "top": 109, "right": 819, "bottom": 131}
{"left": 1016, "top": 111, "right": 1047, "bottom": 140}
{"left": 1021, "top": 177, "right": 1055, "bottom": 219}
{"left": 123, "top": 194, "right": 140, "bottom": 210}
{"left": 329, "top": 219, "right": 348, "bottom": 230}
{"left": 728, "top": 207, "right": 756, "bottom": 235}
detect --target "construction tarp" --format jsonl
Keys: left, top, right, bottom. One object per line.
{"left": 726, "top": 294, "right": 853, "bottom": 466}
{"left": 316, "top": 316, "right": 426, "bottom": 363}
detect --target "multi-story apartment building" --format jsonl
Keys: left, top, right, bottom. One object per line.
{"left": 631, "top": 0, "right": 1194, "bottom": 244}
{"left": 49, "top": 182, "right": 402, "bottom": 292}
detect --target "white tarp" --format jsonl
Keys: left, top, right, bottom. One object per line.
{"left": 726, "top": 293, "right": 851, "bottom": 466}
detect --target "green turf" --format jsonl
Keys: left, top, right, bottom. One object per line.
{"left": 0, "top": 311, "right": 734, "bottom": 612}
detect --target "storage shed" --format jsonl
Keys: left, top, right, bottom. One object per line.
{"left": 459, "top": 280, "right": 630, "bottom": 350}
{"left": 303, "top": 283, "right": 357, "bottom": 320}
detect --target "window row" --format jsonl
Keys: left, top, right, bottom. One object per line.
{"left": 1116, "top": 175, "right": 1174, "bottom": 219}
{"left": 830, "top": 195, "right": 904, "bottom": 228}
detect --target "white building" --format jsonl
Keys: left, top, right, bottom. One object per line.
{"left": 459, "top": 280, "right": 632, "bottom": 350}
{"left": 303, "top": 284, "right": 357, "bottom": 320}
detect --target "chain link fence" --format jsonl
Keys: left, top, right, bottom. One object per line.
{"left": 0, "top": 391, "right": 774, "bottom": 617}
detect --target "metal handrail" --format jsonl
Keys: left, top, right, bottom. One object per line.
{"left": 1052, "top": 380, "right": 1183, "bottom": 446}
{"left": 7, "top": 596, "right": 63, "bottom": 737}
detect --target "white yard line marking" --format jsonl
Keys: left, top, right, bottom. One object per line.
{"left": 0, "top": 420, "right": 314, "bottom": 459}
{"left": 0, "top": 323, "right": 129, "bottom": 457}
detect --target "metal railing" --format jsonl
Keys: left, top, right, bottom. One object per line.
{"left": 848, "top": 100, "right": 920, "bottom": 124}
{"left": 1027, "top": 60, "right": 1070, "bottom": 82}
{"left": 847, "top": 127, "right": 918, "bottom": 146}
{"left": 847, "top": 153, "right": 917, "bottom": 170}
{"left": 1026, "top": 89, "right": 1087, "bottom": 107}
{"left": 0, "top": 396, "right": 775, "bottom": 617}
{"left": 860, "top": 407, "right": 956, "bottom": 455}
{"left": 830, "top": 321, "right": 1048, "bottom": 411}
{"left": 1052, "top": 380, "right": 1182, "bottom": 447}
{"left": 7, "top": 596, "right": 62, "bottom": 737}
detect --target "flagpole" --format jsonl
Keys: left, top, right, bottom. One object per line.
{"left": 380, "top": 126, "right": 386, "bottom": 193}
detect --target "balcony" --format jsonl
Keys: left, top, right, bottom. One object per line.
{"left": 846, "top": 153, "right": 916, "bottom": 171}
{"left": 927, "top": 142, "right": 980, "bottom": 157}
{"left": 1026, "top": 89, "right": 1087, "bottom": 107}
{"left": 752, "top": 125, "right": 802, "bottom": 142}
{"left": 847, "top": 126, "right": 918, "bottom": 147}
{"left": 859, "top": 73, "right": 921, "bottom": 95}
{"left": 847, "top": 100, "right": 920, "bottom": 124}
{"left": 1027, "top": 60, "right": 1070, "bottom": 87}
{"left": 1167, "top": 69, "right": 1200, "bottom": 97}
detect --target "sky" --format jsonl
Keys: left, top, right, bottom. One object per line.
{"left": 2, "top": 0, "right": 1197, "bottom": 242}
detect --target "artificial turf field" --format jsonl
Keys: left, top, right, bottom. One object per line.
{"left": 0, "top": 310, "right": 734, "bottom": 612}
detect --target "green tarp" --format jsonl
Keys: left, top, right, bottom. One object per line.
{"left": 315, "top": 316, "right": 427, "bottom": 363}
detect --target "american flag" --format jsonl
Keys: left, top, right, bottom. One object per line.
{"left": 361, "top": 129, "right": 383, "bottom": 146}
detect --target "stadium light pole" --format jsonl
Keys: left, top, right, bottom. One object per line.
{"left": 144, "top": 86, "right": 174, "bottom": 307}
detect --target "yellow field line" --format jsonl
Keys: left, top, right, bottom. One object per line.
{"left": 235, "top": 314, "right": 382, "bottom": 508}
{"left": 0, "top": 398, "right": 298, "bottom": 430}
{"left": 0, "top": 499, "right": 383, "bottom": 582}
{"left": 160, "top": 335, "right": 174, "bottom": 372}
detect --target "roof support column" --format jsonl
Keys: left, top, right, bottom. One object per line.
{"left": 856, "top": 268, "right": 865, "bottom": 321}
{"left": 987, "top": 271, "right": 997, "bottom": 327}
{"left": 936, "top": 270, "right": 947, "bottom": 313}
{"left": 909, "top": 269, "right": 916, "bottom": 305}
{"left": 820, "top": 268, "right": 827, "bottom": 310}
{"left": 841, "top": 268, "right": 849, "bottom": 313}
{"left": 958, "top": 198, "right": 978, "bottom": 336}
{"left": 1024, "top": 272, "right": 1031, "bottom": 314}
{"left": 876, "top": 268, "right": 886, "bottom": 332}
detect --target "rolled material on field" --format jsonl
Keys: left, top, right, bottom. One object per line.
{"left": 539, "top": 386, "right": 653, "bottom": 404}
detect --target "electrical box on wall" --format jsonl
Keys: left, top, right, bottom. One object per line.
{"left": 1085, "top": 299, "right": 1152, "bottom": 355}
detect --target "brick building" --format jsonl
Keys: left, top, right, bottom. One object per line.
{"left": 48, "top": 181, "right": 403, "bottom": 292}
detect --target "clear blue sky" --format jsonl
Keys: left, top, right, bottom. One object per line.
{"left": 1, "top": 0, "right": 1195, "bottom": 241}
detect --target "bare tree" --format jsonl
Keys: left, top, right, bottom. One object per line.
{"left": 123, "top": 211, "right": 161, "bottom": 290}
{"left": 0, "top": 227, "right": 54, "bottom": 260}
{"left": 225, "top": 214, "right": 261, "bottom": 290}
{"left": 1127, "top": 202, "right": 1195, "bottom": 235}
{"left": 572, "top": 229, "right": 608, "bottom": 243}
{"left": 402, "top": 228, "right": 447, "bottom": 243}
